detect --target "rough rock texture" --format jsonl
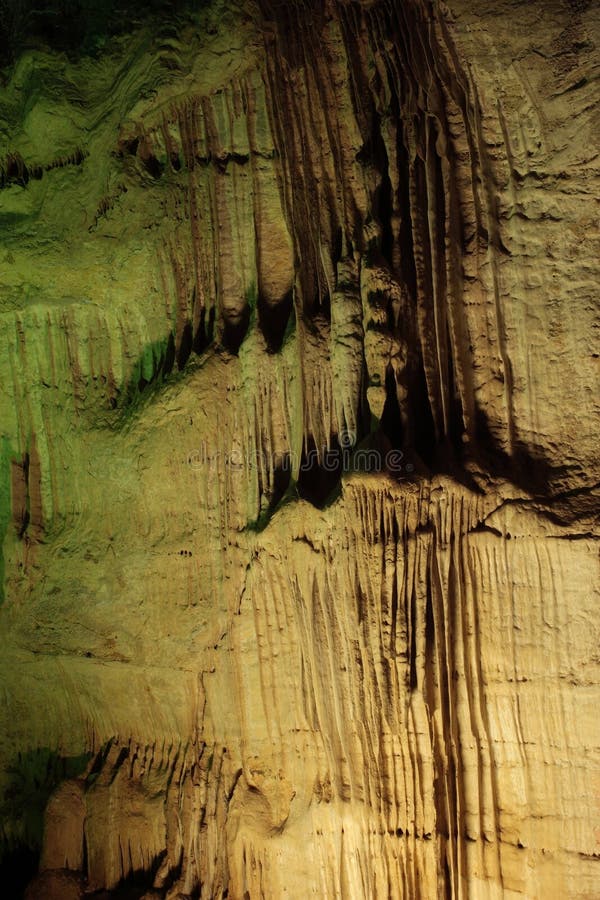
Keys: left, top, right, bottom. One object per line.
{"left": 0, "top": 0, "right": 598, "bottom": 897}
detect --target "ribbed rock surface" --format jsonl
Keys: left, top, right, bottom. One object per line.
{"left": 0, "top": 1, "right": 598, "bottom": 898}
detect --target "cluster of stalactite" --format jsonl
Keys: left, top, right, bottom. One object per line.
{"left": 109, "top": 0, "right": 559, "bottom": 498}
{"left": 24, "top": 478, "right": 596, "bottom": 899}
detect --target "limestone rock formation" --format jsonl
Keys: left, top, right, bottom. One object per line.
{"left": 0, "top": 0, "right": 598, "bottom": 897}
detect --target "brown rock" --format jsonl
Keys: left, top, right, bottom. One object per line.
{"left": 24, "top": 870, "right": 82, "bottom": 900}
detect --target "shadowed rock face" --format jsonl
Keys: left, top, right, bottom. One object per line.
{"left": 0, "top": 0, "right": 598, "bottom": 897}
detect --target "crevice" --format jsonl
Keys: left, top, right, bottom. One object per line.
{"left": 0, "top": 147, "right": 86, "bottom": 190}
{"left": 369, "top": 114, "right": 394, "bottom": 268}
{"left": 380, "top": 362, "right": 404, "bottom": 449}
{"left": 258, "top": 289, "right": 294, "bottom": 353}
{"left": 0, "top": 845, "right": 39, "bottom": 900}
{"left": 221, "top": 307, "right": 251, "bottom": 355}
{"left": 297, "top": 436, "right": 343, "bottom": 509}
{"left": 176, "top": 321, "right": 193, "bottom": 370}
{"left": 193, "top": 306, "right": 215, "bottom": 355}
{"left": 140, "top": 152, "right": 164, "bottom": 180}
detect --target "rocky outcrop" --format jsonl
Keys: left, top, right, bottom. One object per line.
{"left": 0, "top": 1, "right": 598, "bottom": 897}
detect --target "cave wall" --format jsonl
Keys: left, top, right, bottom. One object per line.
{"left": 0, "top": 0, "right": 598, "bottom": 897}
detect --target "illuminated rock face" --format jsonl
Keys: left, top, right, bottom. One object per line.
{"left": 0, "top": 1, "right": 598, "bottom": 897}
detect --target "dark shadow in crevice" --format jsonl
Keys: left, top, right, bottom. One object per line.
{"left": 371, "top": 122, "right": 395, "bottom": 268}
{"left": 0, "top": 845, "right": 38, "bottom": 900}
{"left": 297, "top": 436, "right": 344, "bottom": 509}
{"left": 85, "top": 850, "right": 168, "bottom": 899}
{"left": 162, "top": 331, "right": 176, "bottom": 377}
{"left": 140, "top": 153, "right": 163, "bottom": 180}
{"left": 444, "top": 331, "right": 463, "bottom": 455}
{"left": 314, "top": 287, "right": 331, "bottom": 322}
{"left": 375, "top": 169, "right": 394, "bottom": 269}
{"left": 471, "top": 407, "right": 596, "bottom": 523}
{"left": 2, "top": 747, "right": 93, "bottom": 898}
{"left": 176, "top": 321, "right": 193, "bottom": 371}
{"left": 395, "top": 119, "right": 418, "bottom": 299}
{"left": 332, "top": 225, "right": 343, "bottom": 268}
{"left": 258, "top": 290, "right": 293, "bottom": 353}
{"left": 270, "top": 458, "right": 292, "bottom": 512}
{"left": 380, "top": 363, "right": 404, "bottom": 449}
{"left": 355, "top": 101, "right": 395, "bottom": 268}
{"left": 473, "top": 407, "right": 531, "bottom": 490}
{"left": 250, "top": 456, "right": 295, "bottom": 533}
{"left": 221, "top": 308, "right": 251, "bottom": 355}
{"left": 193, "top": 306, "right": 216, "bottom": 356}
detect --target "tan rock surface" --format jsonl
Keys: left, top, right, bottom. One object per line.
{"left": 0, "top": 0, "right": 598, "bottom": 897}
